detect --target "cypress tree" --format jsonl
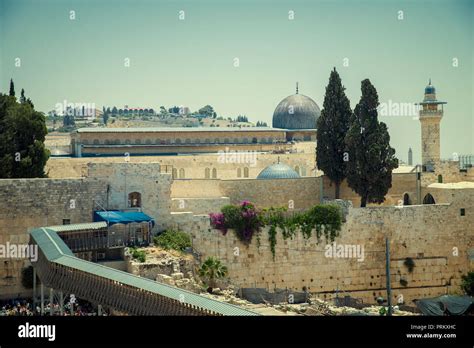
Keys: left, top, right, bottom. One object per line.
{"left": 345, "top": 79, "right": 398, "bottom": 207}
{"left": 316, "top": 68, "right": 352, "bottom": 198}
{"left": 9, "top": 79, "right": 15, "bottom": 97}
{"left": 20, "top": 88, "right": 26, "bottom": 103}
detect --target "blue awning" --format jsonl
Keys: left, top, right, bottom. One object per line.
{"left": 94, "top": 211, "right": 155, "bottom": 226}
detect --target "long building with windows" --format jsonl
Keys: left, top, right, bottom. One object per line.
{"left": 70, "top": 85, "right": 321, "bottom": 157}
{"left": 70, "top": 127, "right": 317, "bottom": 157}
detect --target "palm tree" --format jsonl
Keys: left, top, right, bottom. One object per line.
{"left": 198, "top": 257, "right": 228, "bottom": 293}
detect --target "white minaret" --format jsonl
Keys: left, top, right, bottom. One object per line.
{"left": 418, "top": 79, "right": 447, "bottom": 167}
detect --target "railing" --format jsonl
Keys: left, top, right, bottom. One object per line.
{"left": 30, "top": 227, "right": 259, "bottom": 316}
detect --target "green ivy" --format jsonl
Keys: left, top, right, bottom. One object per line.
{"left": 211, "top": 202, "right": 343, "bottom": 261}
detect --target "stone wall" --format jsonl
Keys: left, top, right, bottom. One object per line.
{"left": 46, "top": 151, "right": 316, "bottom": 180}
{"left": 220, "top": 178, "right": 321, "bottom": 210}
{"left": 87, "top": 162, "right": 173, "bottom": 230}
{"left": 0, "top": 178, "right": 107, "bottom": 299}
{"left": 322, "top": 173, "right": 418, "bottom": 206}
{"left": 171, "top": 197, "right": 230, "bottom": 214}
{"left": 421, "top": 160, "right": 474, "bottom": 187}
{"left": 175, "top": 189, "right": 473, "bottom": 305}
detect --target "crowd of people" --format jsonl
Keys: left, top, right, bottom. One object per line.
{"left": 0, "top": 298, "right": 109, "bottom": 316}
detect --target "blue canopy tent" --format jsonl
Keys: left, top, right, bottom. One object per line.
{"left": 94, "top": 211, "right": 155, "bottom": 246}
{"left": 94, "top": 211, "right": 155, "bottom": 226}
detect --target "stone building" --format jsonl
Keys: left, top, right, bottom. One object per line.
{"left": 417, "top": 79, "right": 447, "bottom": 168}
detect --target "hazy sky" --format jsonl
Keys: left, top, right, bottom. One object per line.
{"left": 1, "top": 0, "right": 472, "bottom": 163}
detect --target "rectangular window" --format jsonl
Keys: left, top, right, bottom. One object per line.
{"left": 460, "top": 208, "right": 465, "bottom": 216}
{"left": 63, "top": 219, "right": 71, "bottom": 225}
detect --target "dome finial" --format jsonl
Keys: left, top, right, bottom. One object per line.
{"left": 429, "top": 78, "right": 431, "bottom": 85}
{"left": 296, "top": 82, "right": 299, "bottom": 94}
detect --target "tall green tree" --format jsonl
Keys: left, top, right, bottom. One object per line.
{"left": 345, "top": 79, "right": 398, "bottom": 207}
{"left": 0, "top": 89, "right": 49, "bottom": 178}
{"left": 316, "top": 68, "right": 352, "bottom": 198}
{"left": 20, "top": 88, "right": 26, "bottom": 103}
{"left": 9, "top": 79, "right": 15, "bottom": 97}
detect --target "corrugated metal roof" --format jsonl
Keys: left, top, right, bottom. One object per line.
{"left": 30, "top": 227, "right": 259, "bottom": 316}
{"left": 76, "top": 127, "right": 285, "bottom": 133}
{"left": 30, "top": 228, "right": 74, "bottom": 260}
{"left": 47, "top": 222, "right": 108, "bottom": 232}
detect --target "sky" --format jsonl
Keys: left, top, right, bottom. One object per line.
{"left": 0, "top": 0, "right": 472, "bottom": 163}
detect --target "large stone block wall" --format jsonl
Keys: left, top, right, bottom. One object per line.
{"left": 46, "top": 151, "right": 316, "bottom": 180}
{"left": 171, "top": 197, "right": 230, "bottom": 214}
{"left": 0, "top": 178, "right": 107, "bottom": 299}
{"left": 87, "top": 163, "right": 172, "bottom": 230}
{"left": 176, "top": 190, "right": 473, "bottom": 305}
{"left": 421, "top": 161, "right": 474, "bottom": 187}
{"left": 322, "top": 173, "right": 418, "bottom": 206}
{"left": 220, "top": 178, "right": 321, "bottom": 210}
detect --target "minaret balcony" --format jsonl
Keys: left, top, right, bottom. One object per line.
{"left": 420, "top": 109, "right": 443, "bottom": 117}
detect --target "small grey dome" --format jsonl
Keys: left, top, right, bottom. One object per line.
{"left": 272, "top": 93, "right": 321, "bottom": 129}
{"left": 257, "top": 163, "right": 301, "bottom": 180}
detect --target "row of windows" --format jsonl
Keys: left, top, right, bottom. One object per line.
{"left": 172, "top": 167, "right": 251, "bottom": 180}
{"left": 170, "top": 166, "right": 309, "bottom": 180}
{"left": 82, "top": 137, "right": 280, "bottom": 146}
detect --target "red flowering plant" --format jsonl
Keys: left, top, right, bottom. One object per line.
{"left": 209, "top": 200, "right": 263, "bottom": 244}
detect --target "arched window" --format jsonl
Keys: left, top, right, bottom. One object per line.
{"left": 155, "top": 139, "right": 161, "bottom": 144}
{"left": 214, "top": 138, "right": 219, "bottom": 144}
{"left": 301, "top": 166, "right": 307, "bottom": 176}
{"left": 185, "top": 138, "right": 191, "bottom": 144}
{"left": 243, "top": 138, "right": 249, "bottom": 144}
{"left": 135, "top": 139, "right": 141, "bottom": 144}
{"left": 93, "top": 139, "right": 100, "bottom": 145}
{"left": 179, "top": 168, "right": 185, "bottom": 179}
{"left": 125, "top": 139, "right": 131, "bottom": 145}
{"left": 205, "top": 168, "right": 210, "bottom": 179}
{"left": 212, "top": 168, "right": 217, "bottom": 179}
{"left": 269, "top": 137, "right": 274, "bottom": 144}
{"left": 403, "top": 193, "right": 411, "bottom": 206}
{"left": 128, "top": 192, "right": 141, "bottom": 208}
{"left": 237, "top": 168, "right": 242, "bottom": 178}
{"left": 252, "top": 137, "right": 258, "bottom": 144}
{"left": 224, "top": 138, "right": 230, "bottom": 143}
{"left": 145, "top": 139, "right": 152, "bottom": 145}
{"left": 438, "top": 174, "right": 443, "bottom": 183}
{"left": 175, "top": 139, "right": 182, "bottom": 144}
{"left": 423, "top": 193, "right": 435, "bottom": 205}
{"left": 244, "top": 167, "right": 249, "bottom": 178}
{"left": 83, "top": 139, "right": 89, "bottom": 145}
{"left": 172, "top": 168, "right": 177, "bottom": 179}
{"left": 294, "top": 166, "right": 300, "bottom": 175}
{"left": 114, "top": 139, "right": 120, "bottom": 145}
{"left": 205, "top": 138, "right": 211, "bottom": 144}
{"left": 233, "top": 138, "right": 239, "bottom": 144}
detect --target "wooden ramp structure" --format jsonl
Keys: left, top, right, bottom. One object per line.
{"left": 29, "top": 227, "right": 259, "bottom": 316}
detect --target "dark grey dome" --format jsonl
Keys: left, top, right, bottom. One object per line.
{"left": 272, "top": 93, "right": 320, "bottom": 129}
{"left": 257, "top": 163, "right": 301, "bottom": 180}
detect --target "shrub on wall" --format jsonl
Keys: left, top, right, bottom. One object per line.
{"left": 461, "top": 271, "right": 474, "bottom": 296}
{"left": 154, "top": 229, "right": 191, "bottom": 252}
{"left": 210, "top": 201, "right": 343, "bottom": 260}
{"left": 210, "top": 201, "right": 263, "bottom": 244}
{"left": 129, "top": 247, "right": 146, "bottom": 263}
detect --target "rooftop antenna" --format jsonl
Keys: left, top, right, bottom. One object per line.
{"left": 296, "top": 82, "right": 299, "bottom": 94}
